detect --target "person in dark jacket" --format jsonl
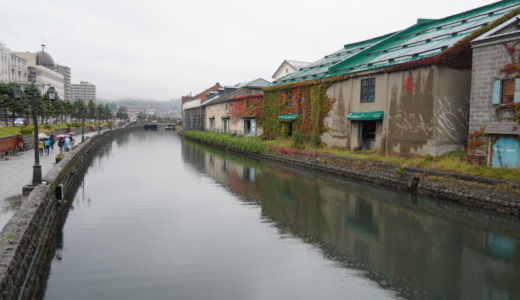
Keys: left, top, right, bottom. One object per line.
{"left": 58, "top": 137, "right": 65, "bottom": 154}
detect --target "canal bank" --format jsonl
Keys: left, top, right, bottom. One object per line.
{"left": 0, "top": 126, "right": 139, "bottom": 300}
{"left": 182, "top": 134, "right": 520, "bottom": 216}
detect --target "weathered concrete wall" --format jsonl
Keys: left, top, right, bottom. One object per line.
{"left": 322, "top": 65, "right": 470, "bottom": 157}
{"left": 185, "top": 136, "right": 520, "bottom": 216}
{"left": 205, "top": 102, "right": 232, "bottom": 133}
{"left": 432, "top": 66, "right": 471, "bottom": 156}
{"left": 0, "top": 126, "right": 137, "bottom": 300}
{"left": 322, "top": 82, "right": 350, "bottom": 148}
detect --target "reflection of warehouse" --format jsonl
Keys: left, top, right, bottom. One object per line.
{"left": 182, "top": 139, "right": 520, "bottom": 299}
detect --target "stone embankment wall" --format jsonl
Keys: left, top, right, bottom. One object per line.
{"left": 185, "top": 136, "right": 520, "bottom": 216}
{"left": 0, "top": 126, "right": 136, "bottom": 300}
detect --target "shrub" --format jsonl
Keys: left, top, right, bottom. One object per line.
{"left": 310, "top": 134, "right": 321, "bottom": 147}
{"left": 19, "top": 126, "right": 33, "bottom": 135}
{"left": 291, "top": 131, "right": 305, "bottom": 150}
{"left": 184, "top": 131, "right": 268, "bottom": 153}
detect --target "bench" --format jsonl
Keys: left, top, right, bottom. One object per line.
{"left": 1, "top": 149, "right": 18, "bottom": 158}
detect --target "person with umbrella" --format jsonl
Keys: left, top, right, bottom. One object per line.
{"left": 64, "top": 135, "right": 71, "bottom": 152}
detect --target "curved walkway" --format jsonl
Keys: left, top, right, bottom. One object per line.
{"left": 0, "top": 131, "right": 103, "bottom": 229}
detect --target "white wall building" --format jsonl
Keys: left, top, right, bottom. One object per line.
{"left": 71, "top": 81, "right": 96, "bottom": 102}
{"left": 1, "top": 42, "right": 10, "bottom": 83}
{"left": 0, "top": 42, "right": 28, "bottom": 84}
{"left": 55, "top": 64, "right": 71, "bottom": 101}
{"left": 272, "top": 60, "right": 311, "bottom": 81}
{"left": 15, "top": 46, "right": 64, "bottom": 97}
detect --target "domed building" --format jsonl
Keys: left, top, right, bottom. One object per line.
{"left": 36, "top": 46, "right": 55, "bottom": 70}
{"left": 15, "top": 44, "right": 64, "bottom": 98}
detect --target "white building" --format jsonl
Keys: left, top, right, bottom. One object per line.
{"left": 272, "top": 60, "right": 311, "bottom": 81}
{"left": 1, "top": 42, "right": 11, "bottom": 83}
{"left": 55, "top": 64, "right": 71, "bottom": 101}
{"left": 15, "top": 45, "right": 64, "bottom": 97}
{"left": 0, "top": 42, "right": 28, "bottom": 84}
{"left": 71, "top": 81, "right": 96, "bottom": 102}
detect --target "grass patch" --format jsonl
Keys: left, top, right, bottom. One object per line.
{"left": 0, "top": 125, "right": 25, "bottom": 137}
{"left": 184, "top": 131, "right": 268, "bottom": 154}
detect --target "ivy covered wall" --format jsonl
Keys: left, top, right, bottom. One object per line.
{"left": 263, "top": 79, "right": 340, "bottom": 141}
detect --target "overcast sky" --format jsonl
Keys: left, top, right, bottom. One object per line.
{"left": 1, "top": 0, "right": 501, "bottom": 101}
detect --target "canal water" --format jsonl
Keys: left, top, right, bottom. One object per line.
{"left": 44, "top": 130, "right": 520, "bottom": 300}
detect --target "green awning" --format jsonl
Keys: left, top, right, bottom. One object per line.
{"left": 278, "top": 113, "right": 297, "bottom": 121}
{"left": 347, "top": 111, "right": 384, "bottom": 121}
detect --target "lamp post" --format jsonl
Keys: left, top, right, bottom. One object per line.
{"left": 81, "top": 116, "right": 85, "bottom": 142}
{"left": 72, "top": 100, "right": 86, "bottom": 143}
{"left": 15, "top": 85, "right": 57, "bottom": 185}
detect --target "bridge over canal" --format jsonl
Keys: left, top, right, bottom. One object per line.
{"left": 143, "top": 122, "right": 176, "bottom": 130}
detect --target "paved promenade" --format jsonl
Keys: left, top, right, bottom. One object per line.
{"left": 0, "top": 131, "right": 101, "bottom": 229}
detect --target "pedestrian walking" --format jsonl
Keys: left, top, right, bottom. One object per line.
{"left": 64, "top": 135, "right": 71, "bottom": 152}
{"left": 49, "top": 134, "right": 55, "bottom": 150}
{"left": 43, "top": 138, "right": 51, "bottom": 156}
{"left": 58, "top": 137, "right": 65, "bottom": 154}
{"left": 38, "top": 139, "right": 44, "bottom": 156}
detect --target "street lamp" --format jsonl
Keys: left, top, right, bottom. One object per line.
{"left": 15, "top": 85, "right": 57, "bottom": 185}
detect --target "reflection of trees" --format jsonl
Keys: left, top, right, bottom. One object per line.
{"left": 182, "top": 140, "right": 207, "bottom": 172}
{"left": 182, "top": 139, "right": 266, "bottom": 170}
{"left": 182, "top": 138, "right": 520, "bottom": 300}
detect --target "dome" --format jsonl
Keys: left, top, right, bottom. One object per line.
{"left": 36, "top": 46, "right": 55, "bottom": 70}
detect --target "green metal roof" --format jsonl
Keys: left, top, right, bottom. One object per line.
{"left": 276, "top": 33, "right": 395, "bottom": 83}
{"left": 278, "top": 113, "right": 298, "bottom": 121}
{"left": 347, "top": 111, "right": 384, "bottom": 121}
{"left": 273, "top": 0, "right": 520, "bottom": 86}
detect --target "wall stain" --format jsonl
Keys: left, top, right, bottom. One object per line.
{"left": 388, "top": 69, "right": 434, "bottom": 154}
{"left": 328, "top": 84, "right": 348, "bottom": 139}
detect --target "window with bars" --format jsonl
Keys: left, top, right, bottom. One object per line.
{"left": 285, "top": 91, "right": 293, "bottom": 107}
{"left": 360, "top": 78, "right": 376, "bottom": 103}
{"left": 222, "top": 118, "right": 230, "bottom": 133}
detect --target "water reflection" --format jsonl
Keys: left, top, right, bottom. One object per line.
{"left": 184, "top": 141, "right": 520, "bottom": 300}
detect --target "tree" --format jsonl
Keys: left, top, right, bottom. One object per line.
{"left": 64, "top": 100, "right": 74, "bottom": 122}
{"left": 137, "top": 112, "right": 147, "bottom": 121}
{"left": 24, "top": 83, "right": 42, "bottom": 119}
{"left": 87, "top": 100, "right": 97, "bottom": 122}
{"left": 0, "top": 83, "right": 14, "bottom": 126}
{"left": 41, "top": 95, "right": 57, "bottom": 124}
{"left": 96, "top": 103, "right": 105, "bottom": 122}
{"left": 53, "top": 99, "right": 65, "bottom": 123}
{"left": 116, "top": 110, "right": 128, "bottom": 121}
{"left": 0, "top": 82, "right": 31, "bottom": 126}
{"left": 72, "top": 100, "right": 87, "bottom": 122}
{"left": 104, "top": 104, "right": 112, "bottom": 121}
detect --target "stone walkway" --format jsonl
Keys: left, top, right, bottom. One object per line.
{"left": 0, "top": 131, "right": 102, "bottom": 229}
